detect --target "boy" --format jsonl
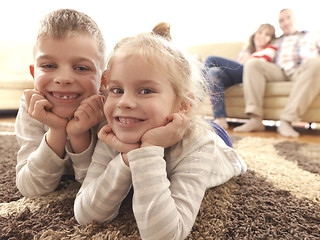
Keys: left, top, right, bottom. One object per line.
{"left": 15, "top": 8, "right": 107, "bottom": 197}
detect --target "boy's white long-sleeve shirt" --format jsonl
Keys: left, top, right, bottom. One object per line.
{"left": 15, "top": 95, "right": 97, "bottom": 197}
{"left": 74, "top": 127, "right": 247, "bottom": 240}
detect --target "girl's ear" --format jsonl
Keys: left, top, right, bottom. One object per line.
{"left": 29, "top": 65, "right": 35, "bottom": 79}
{"left": 178, "top": 100, "right": 192, "bottom": 114}
{"left": 99, "top": 70, "right": 108, "bottom": 93}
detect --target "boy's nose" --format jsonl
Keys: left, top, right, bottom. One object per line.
{"left": 54, "top": 71, "right": 74, "bottom": 85}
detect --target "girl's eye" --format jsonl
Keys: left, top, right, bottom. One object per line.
{"left": 140, "top": 88, "right": 154, "bottom": 95}
{"left": 109, "top": 87, "right": 123, "bottom": 94}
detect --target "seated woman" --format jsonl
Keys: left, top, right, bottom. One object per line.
{"left": 204, "top": 23, "right": 276, "bottom": 129}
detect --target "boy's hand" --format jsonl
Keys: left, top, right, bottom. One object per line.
{"left": 141, "top": 113, "right": 190, "bottom": 148}
{"left": 24, "top": 89, "right": 68, "bottom": 129}
{"left": 24, "top": 89, "right": 68, "bottom": 158}
{"left": 67, "top": 95, "right": 105, "bottom": 136}
{"left": 98, "top": 125, "right": 140, "bottom": 153}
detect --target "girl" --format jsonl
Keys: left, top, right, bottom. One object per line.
{"left": 74, "top": 27, "right": 247, "bottom": 239}
{"left": 204, "top": 23, "right": 276, "bottom": 129}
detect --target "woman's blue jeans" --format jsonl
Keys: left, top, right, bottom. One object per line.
{"left": 204, "top": 56, "right": 243, "bottom": 118}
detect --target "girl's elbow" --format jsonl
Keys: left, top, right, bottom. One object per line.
{"left": 74, "top": 212, "right": 88, "bottom": 226}
{"left": 74, "top": 199, "right": 90, "bottom": 226}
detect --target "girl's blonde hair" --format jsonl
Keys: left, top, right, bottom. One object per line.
{"left": 246, "top": 23, "right": 276, "bottom": 53}
{"left": 105, "top": 25, "right": 210, "bottom": 135}
{"left": 35, "top": 8, "right": 107, "bottom": 69}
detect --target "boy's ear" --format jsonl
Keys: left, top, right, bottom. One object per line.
{"left": 99, "top": 70, "right": 108, "bottom": 92}
{"left": 29, "top": 65, "right": 35, "bottom": 79}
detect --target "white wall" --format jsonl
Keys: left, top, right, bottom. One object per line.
{"left": 0, "top": 0, "right": 318, "bottom": 50}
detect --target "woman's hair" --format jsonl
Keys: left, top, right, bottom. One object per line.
{"left": 246, "top": 23, "right": 276, "bottom": 53}
{"left": 35, "top": 8, "right": 107, "bottom": 69}
{"left": 105, "top": 23, "right": 210, "bottom": 135}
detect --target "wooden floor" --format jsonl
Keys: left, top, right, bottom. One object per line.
{"left": 1, "top": 110, "right": 319, "bottom": 144}
{"left": 227, "top": 123, "right": 319, "bottom": 144}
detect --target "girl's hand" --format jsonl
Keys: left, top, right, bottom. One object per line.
{"left": 98, "top": 125, "right": 140, "bottom": 166}
{"left": 141, "top": 112, "right": 190, "bottom": 148}
{"left": 24, "top": 89, "right": 68, "bottom": 129}
{"left": 67, "top": 95, "right": 105, "bottom": 136}
{"left": 98, "top": 125, "right": 140, "bottom": 153}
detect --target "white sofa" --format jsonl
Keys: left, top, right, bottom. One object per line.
{"left": 0, "top": 41, "right": 33, "bottom": 111}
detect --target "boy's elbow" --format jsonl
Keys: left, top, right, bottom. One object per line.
{"left": 16, "top": 182, "right": 31, "bottom": 197}
{"left": 16, "top": 175, "right": 36, "bottom": 197}
{"left": 16, "top": 179, "right": 47, "bottom": 197}
{"left": 16, "top": 171, "right": 56, "bottom": 197}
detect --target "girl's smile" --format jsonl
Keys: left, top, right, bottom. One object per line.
{"left": 104, "top": 56, "right": 181, "bottom": 144}
{"left": 116, "top": 116, "right": 144, "bottom": 127}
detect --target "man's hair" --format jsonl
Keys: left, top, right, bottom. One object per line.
{"left": 36, "top": 8, "right": 106, "bottom": 68}
{"left": 279, "top": 8, "right": 292, "bottom": 13}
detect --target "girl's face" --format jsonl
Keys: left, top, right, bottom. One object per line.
{"left": 104, "top": 57, "right": 181, "bottom": 144}
{"left": 253, "top": 27, "right": 273, "bottom": 51}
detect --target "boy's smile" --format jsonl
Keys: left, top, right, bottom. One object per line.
{"left": 30, "top": 34, "right": 103, "bottom": 118}
{"left": 50, "top": 91, "right": 79, "bottom": 100}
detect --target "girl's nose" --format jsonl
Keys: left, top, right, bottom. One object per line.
{"left": 117, "top": 93, "right": 136, "bottom": 109}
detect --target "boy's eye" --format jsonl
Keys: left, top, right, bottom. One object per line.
{"left": 74, "top": 66, "right": 90, "bottom": 71}
{"left": 41, "top": 64, "right": 56, "bottom": 69}
{"left": 140, "top": 88, "right": 154, "bottom": 95}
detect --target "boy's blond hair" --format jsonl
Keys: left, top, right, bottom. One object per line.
{"left": 35, "top": 8, "right": 106, "bottom": 69}
{"left": 105, "top": 28, "right": 210, "bottom": 135}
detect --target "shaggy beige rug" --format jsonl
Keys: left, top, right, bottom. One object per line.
{"left": 0, "top": 122, "right": 319, "bottom": 239}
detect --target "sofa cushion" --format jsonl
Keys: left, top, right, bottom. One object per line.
{"left": 186, "top": 42, "right": 244, "bottom": 61}
{"left": 224, "top": 82, "right": 320, "bottom": 122}
{"left": 0, "top": 41, "right": 33, "bottom": 110}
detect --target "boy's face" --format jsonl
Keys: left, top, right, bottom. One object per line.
{"left": 104, "top": 57, "right": 180, "bottom": 144}
{"left": 30, "top": 35, "right": 105, "bottom": 118}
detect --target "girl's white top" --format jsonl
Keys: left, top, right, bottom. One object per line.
{"left": 74, "top": 124, "right": 247, "bottom": 240}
